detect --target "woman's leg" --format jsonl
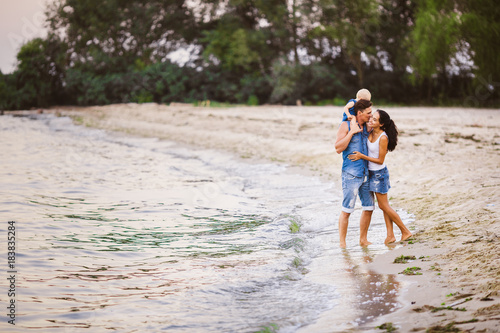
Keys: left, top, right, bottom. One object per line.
{"left": 375, "top": 192, "right": 412, "bottom": 241}
{"left": 383, "top": 211, "right": 396, "bottom": 244}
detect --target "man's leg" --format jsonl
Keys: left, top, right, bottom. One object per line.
{"left": 359, "top": 210, "right": 373, "bottom": 246}
{"left": 359, "top": 176, "right": 374, "bottom": 247}
{"left": 340, "top": 172, "right": 358, "bottom": 248}
{"left": 339, "top": 211, "right": 351, "bottom": 248}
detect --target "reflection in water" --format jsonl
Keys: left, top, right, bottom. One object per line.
{"left": 0, "top": 114, "right": 412, "bottom": 332}
{"left": 342, "top": 249, "right": 400, "bottom": 327}
{"left": 296, "top": 245, "right": 403, "bottom": 332}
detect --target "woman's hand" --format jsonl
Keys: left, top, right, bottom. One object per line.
{"left": 348, "top": 151, "right": 362, "bottom": 161}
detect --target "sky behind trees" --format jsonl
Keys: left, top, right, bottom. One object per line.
{"left": 0, "top": 0, "right": 51, "bottom": 74}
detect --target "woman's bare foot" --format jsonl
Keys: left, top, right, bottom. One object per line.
{"left": 401, "top": 232, "right": 413, "bottom": 241}
{"left": 340, "top": 241, "right": 347, "bottom": 248}
{"left": 385, "top": 236, "right": 396, "bottom": 244}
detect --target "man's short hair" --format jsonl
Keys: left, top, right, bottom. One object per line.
{"left": 354, "top": 99, "right": 372, "bottom": 114}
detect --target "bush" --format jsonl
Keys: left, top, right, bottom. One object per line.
{"left": 247, "top": 95, "right": 259, "bottom": 106}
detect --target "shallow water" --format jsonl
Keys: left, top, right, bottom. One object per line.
{"left": 0, "top": 114, "right": 413, "bottom": 332}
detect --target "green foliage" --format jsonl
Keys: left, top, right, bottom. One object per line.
{"left": 426, "top": 322, "right": 461, "bottom": 332}
{"left": 142, "top": 62, "right": 191, "bottom": 104}
{"left": 0, "top": 73, "right": 16, "bottom": 110}
{"left": 311, "top": 0, "right": 380, "bottom": 86}
{"left": 399, "top": 267, "right": 422, "bottom": 275}
{"left": 459, "top": 0, "right": 500, "bottom": 103}
{"left": 255, "top": 323, "right": 279, "bottom": 333}
{"left": 289, "top": 220, "right": 301, "bottom": 233}
{"left": 4, "top": 36, "right": 66, "bottom": 109}
{"left": 203, "top": 28, "right": 261, "bottom": 71}
{"left": 269, "top": 60, "right": 303, "bottom": 104}
{"left": 238, "top": 74, "right": 272, "bottom": 105}
{"left": 63, "top": 61, "right": 192, "bottom": 106}
{"left": 376, "top": 322, "right": 396, "bottom": 332}
{"left": 46, "top": 0, "right": 197, "bottom": 73}
{"left": 460, "top": 0, "right": 500, "bottom": 81}
{"left": 1, "top": 0, "right": 498, "bottom": 109}
{"left": 332, "top": 97, "right": 347, "bottom": 106}
{"left": 393, "top": 255, "right": 417, "bottom": 264}
{"left": 269, "top": 61, "right": 344, "bottom": 105}
{"left": 292, "top": 257, "right": 302, "bottom": 268}
{"left": 410, "top": 0, "right": 461, "bottom": 82}
{"left": 132, "top": 90, "right": 154, "bottom": 104}
{"left": 247, "top": 95, "right": 259, "bottom": 106}
{"left": 430, "top": 306, "right": 467, "bottom": 313}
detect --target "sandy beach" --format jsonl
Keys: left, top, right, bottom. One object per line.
{"left": 24, "top": 103, "right": 499, "bottom": 331}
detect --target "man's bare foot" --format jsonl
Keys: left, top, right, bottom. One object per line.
{"left": 385, "top": 236, "right": 396, "bottom": 244}
{"left": 340, "top": 241, "right": 346, "bottom": 248}
{"left": 359, "top": 240, "right": 372, "bottom": 247}
{"left": 401, "top": 232, "right": 413, "bottom": 242}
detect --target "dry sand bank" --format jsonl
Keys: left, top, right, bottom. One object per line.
{"left": 30, "top": 104, "right": 500, "bottom": 331}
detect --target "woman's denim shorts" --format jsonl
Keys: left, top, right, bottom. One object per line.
{"left": 368, "top": 167, "right": 391, "bottom": 194}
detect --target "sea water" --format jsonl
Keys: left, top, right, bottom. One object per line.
{"left": 0, "top": 114, "right": 413, "bottom": 332}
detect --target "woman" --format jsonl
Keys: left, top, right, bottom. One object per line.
{"left": 348, "top": 109, "right": 412, "bottom": 244}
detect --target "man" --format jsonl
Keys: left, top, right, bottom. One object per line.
{"left": 334, "top": 99, "right": 374, "bottom": 248}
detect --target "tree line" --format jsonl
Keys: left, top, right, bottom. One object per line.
{"left": 1, "top": 0, "right": 499, "bottom": 110}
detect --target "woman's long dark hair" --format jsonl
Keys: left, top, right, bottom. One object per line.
{"left": 377, "top": 109, "right": 398, "bottom": 151}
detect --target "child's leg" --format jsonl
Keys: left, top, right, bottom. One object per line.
{"left": 383, "top": 211, "right": 396, "bottom": 244}
{"left": 376, "top": 192, "right": 412, "bottom": 241}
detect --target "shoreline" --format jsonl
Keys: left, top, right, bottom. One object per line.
{"left": 10, "top": 104, "right": 499, "bottom": 331}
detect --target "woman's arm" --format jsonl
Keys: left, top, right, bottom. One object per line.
{"left": 348, "top": 135, "right": 388, "bottom": 164}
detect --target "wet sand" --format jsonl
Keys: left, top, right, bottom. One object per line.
{"left": 22, "top": 103, "right": 500, "bottom": 331}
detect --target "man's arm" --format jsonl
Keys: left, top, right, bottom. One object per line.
{"left": 335, "top": 119, "right": 361, "bottom": 154}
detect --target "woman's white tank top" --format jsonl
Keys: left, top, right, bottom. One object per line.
{"left": 367, "top": 131, "right": 387, "bottom": 171}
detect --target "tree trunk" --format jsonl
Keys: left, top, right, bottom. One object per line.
{"left": 350, "top": 53, "right": 364, "bottom": 87}
{"left": 291, "top": 0, "right": 299, "bottom": 64}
